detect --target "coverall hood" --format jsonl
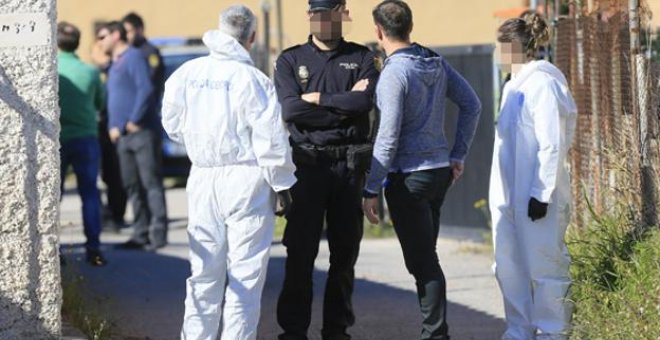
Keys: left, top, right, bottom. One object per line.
{"left": 511, "top": 60, "right": 575, "bottom": 113}
{"left": 162, "top": 29, "right": 297, "bottom": 192}
{"left": 202, "top": 29, "right": 254, "bottom": 65}
{"left": 513, "top": 60, "right": 567, "bottom": 85}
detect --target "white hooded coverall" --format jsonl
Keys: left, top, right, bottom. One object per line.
{"left": 489, "top": 60, "right": 577, "bottom": 340}
{"left": 161, "top": 30, "right": 297, "bottom": 340}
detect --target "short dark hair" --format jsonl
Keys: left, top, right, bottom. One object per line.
{"left": 104, "top": 21, "right": 128, "bottom": 42}
{"left": 57, "top": 22, "right": 80, "bottom": 52}
{"left": 372, "top": 0, "right": 413, "bottom": 42}
{"left": 122, "top": 12, "right": 144, "bottom": 30}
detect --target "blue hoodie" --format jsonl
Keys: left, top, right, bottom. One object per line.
{"left": 365, "top": 44, "right": 482, "bottom": 193}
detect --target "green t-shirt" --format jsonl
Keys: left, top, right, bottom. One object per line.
{"left": 57, "top": 52, "right": 105, "bottom": 143}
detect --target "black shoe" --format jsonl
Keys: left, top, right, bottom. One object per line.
{"left": 112, "top": 218, "right": 127, "bottom": 229}
{"left": 103, "top": 223, "right": 120, "bottom": 234}
{"left": 103, "top": 219, "right": 127, "bottom": 234}
{"left": 278, "top": 333, "right": 308, "bottom": 340}
{"left": 86, "top": 249, "right": 107, "bottom": 267}
{"left": 322, "top": 331, "right": 351, "bottom": 340}
{"left": 144, "top": 242, "right": 167, "bottom": 252}
{"left": 115, "top": 240, "right": 147, "bottom": 250}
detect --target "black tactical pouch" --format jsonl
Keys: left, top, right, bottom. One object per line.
{"left": 346, "top": 144, "right": 373, "bottom": 172}
{"left": 292, "top": 145, "right": 318, "bottom": 166}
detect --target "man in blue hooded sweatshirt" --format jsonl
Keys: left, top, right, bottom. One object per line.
{"left": 362, "top": 1, "right": 482, "bottom": 339}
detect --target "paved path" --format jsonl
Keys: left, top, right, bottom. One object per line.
{"left": 60, "top": 187, "right": 505, "bottom": 340}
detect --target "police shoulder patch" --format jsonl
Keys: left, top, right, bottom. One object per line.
{"left": 374, "top": 56, "right": 384, "bottom": 72}
{"left": 149, "top": 54, "right": 160, "bottom": 68}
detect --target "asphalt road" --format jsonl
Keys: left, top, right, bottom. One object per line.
{"left": 59, "top": 187, "right": 505, "bottom": 340}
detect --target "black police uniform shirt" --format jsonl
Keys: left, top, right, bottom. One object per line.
{"left": 133, "top": 36, "right": 165, "bottom": 94}
{"left": 274, "top": 36, "right": 379, "bottom": 146}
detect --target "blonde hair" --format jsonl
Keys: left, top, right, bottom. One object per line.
{"left": 497, "top": 13, "right": 549, "bottom": 57}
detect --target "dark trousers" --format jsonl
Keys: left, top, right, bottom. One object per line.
{"left": 385, "top": 167, "right": 453, "bottom": 340}
{"left": 277, "top": 160, "right": 364, "bottom": 340}
{"left": 116, "top": 129, "right": 168, "bottom": 246}
{"left": 60, "top": 137, "right": 102, "bottom": 250}
{"left": 99, "top": 116, "right": 127, "bottom": 224}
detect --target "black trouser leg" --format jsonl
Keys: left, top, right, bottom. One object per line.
{"left": 99, "top": 117, "right": 127, "bottom": 224}
{"left": 385, "top": 168, "right": 453, "bottom": 340}
{"left": 322, "top": 162, "right": 363, "bottom": 340}
{"left": 277, "top": 165, "right": 327, "bottom": 340}
{"left": 277, "top": 161, "right": 363, "bottom": 340}
{"left": 417, "top": 279, "right": 448, "bottom": 340}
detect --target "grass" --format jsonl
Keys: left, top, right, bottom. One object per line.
{"left": 456, "top": 230, "right": 493, "bottom": 255}
{"left": 273, "top": 217, "right": 396, "bottom": 241}
{"left": 456, "top": 198, "right": 494, "bottom": 254}
{"left": 363, "top": 221, "right": 396, "bottom": 238}
{"left": 567, "top": 203, "right": 660, "bottom": 339}
{"left": 273, "top": 217, "right": 287, "bottom": 240}
{"left": 61, "top": 259, "right": 114, "bottom": 340}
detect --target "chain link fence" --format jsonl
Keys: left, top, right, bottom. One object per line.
{"left": 553, "top": 0, "right": 659, "bottom": 227}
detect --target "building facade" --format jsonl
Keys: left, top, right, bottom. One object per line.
{"left": 58, "top": 0, "right": 521, "bottom": 62}
{"left": 651, "top": 1, "right": 660, "bottom": 30}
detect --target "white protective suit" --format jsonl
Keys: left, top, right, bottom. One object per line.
{"left": 161, "top": 30, "right": 297, "bottom": 340}
{"left": 489, "top": 60, "right": 577, "bottom": 340}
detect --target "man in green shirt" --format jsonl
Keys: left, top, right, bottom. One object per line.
{"left": 58, "top": 22, "right": 106, "bottom": 266}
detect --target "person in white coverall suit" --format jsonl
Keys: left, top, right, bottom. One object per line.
{"left": 490, "top": 14, "right": 577, "bottom": 340}
{"left": 161, "top": 5, "right": 297, "bottom": 340}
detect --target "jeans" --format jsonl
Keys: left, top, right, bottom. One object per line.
{"left": 116, "top": 129, "right": 168, "bottom": 246}
{"left": 277, "top": 160, "right": 364, "bottom": 340}
{"left": 60, "top": 136, "right": 102, "bottom": 250}
{"left": 385, "top": 167, "right": 453, "bottom": 340}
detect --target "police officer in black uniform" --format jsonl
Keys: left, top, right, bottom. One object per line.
{"left": 122, "top": 12, "right": 165, "bottom": 95}
{"left": 275, "top": 1, "right": 379, "bottom": 339}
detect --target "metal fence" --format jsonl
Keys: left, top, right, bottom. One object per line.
{"left": 553, "top": 0, "right": 659, "bottom": 227}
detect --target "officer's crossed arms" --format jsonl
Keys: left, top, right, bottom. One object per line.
{"left": 300, "top": 78, "right": 370, "bottom": 105}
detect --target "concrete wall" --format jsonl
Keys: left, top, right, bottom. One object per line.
{"left": 0, "top": 0, "right": 62, "bottom": 339}
{"left": 57, "top": 0, "right": 521, "bottom": 62}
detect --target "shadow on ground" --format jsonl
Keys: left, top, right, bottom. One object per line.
{"left": 61, "top": 243, "right": 505, "bottom": 340}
